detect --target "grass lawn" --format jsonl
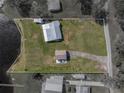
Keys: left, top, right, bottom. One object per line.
{"left": 9, "top": 19, "right": 107, "bottom": 73}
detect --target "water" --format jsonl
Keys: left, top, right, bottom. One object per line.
{"left": 0, "top": 14, "right": 20, "bottom": 93}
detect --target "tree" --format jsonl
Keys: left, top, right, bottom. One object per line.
{"left": 114, "top": 0, "right": 124, "bottom": 32}
{"left": 14, "top": 0, "right": 31, "bottom": 17}
{"left": 94, "top": 9, "right": 108, "bottom": 25}
{"left": 114, "top": 0, "right": 124, "bottom": 19}
{"left": 80, "top": 0, "right": 93, "bottom": 15}
{"left": 113, "top": 37, "right": 124, "bottom": 88}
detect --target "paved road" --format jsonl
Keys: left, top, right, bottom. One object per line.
{"left": 106, "top": 0, "right": 123, "bottom": 93}
{"left": 103, "top": 23, "right": 113, "bottom": 77}
{"left": 102, "top": 0, "right": 116, "bottom": 93}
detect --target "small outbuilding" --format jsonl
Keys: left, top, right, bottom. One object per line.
{"left": 47, "top": 0, "right": 61, "bottom": 12}
{"left": 55, "top": 50, "right": 68, "bottom": 64}
{"left": 72, "top": 74, "right": 86, "bottom": 80}
{"left": 42, "top": 21, "right": 62, "bottom": 42}
{"left": 33, "top": 18, "right": 44, "bottom": 24}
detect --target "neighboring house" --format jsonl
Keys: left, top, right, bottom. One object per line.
{"left": 76, "top": 86, "right": 91, "bottom": 93}
{"left": 47, "top": 0, "right": 61, "bottom": 12}
{"left": 33, "top": 18, "right": 44, "bottom": 24}
{"left": 55, "top": 50, "right": 68, "bottom": 64}
{"left": 42, "top": 76, "right": 64, "bottom": 93}
{"left": 42, "top": 21, "right": 62, "bottom": 42}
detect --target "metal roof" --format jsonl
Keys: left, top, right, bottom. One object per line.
{"left": 44, "top": 76, "right": 63, "bottom": 93}
{"left": 42, "top": 21, "right": 62, "bottom": 42}
{"left": 76, "top": 86, "right": 91, "bottom": 93}
{"left": 47, "top": 0, "right": 61, "bottom": 11}
{"left": 33, "top": 18, "right": 44, "bottom": 24}
{"left": 72, "top": 74, "right": 86, "bottom": 79}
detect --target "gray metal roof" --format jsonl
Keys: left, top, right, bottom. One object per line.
{"left": 42, "top": 21, "right": 62, "bottom": 42}
{"left": 44, "top": 76, "right": 63, "bottom": 93}
{"left": 47, "top": 0, "right": 61, "bottom": 11}
{"left": 76, "top": 86, "right": 91, "bottom": 93}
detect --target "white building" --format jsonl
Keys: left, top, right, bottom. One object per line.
{"left": 42, "top": 21, "right": 62, "bottom": 42}
{"left": 33, "top": 18, "right": 44, "bottom": 24}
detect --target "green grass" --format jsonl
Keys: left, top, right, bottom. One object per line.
{"left": 60, "top": 20, "right": 107, "bottom": 55}
{"left": 9, "top": 19, "right": 107, "bottom": 73}
{"left": 26, "top": 58, "right": 102, "bottom": 73}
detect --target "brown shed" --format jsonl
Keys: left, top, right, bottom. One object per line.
{"left": 55, "top": 50, "right": 67, "bottom": 60}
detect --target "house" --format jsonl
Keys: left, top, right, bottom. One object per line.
{"left": 42, "top": 21, "right": 62, "bottom": 42}
{"left": 43, "top": 76, "right": 64, "bottom": 93}
{"left": 47, "top": 0, "right": 61, "bottom": 12}
{"left": 76, "top": 86, "right": 91, "bottom": 93}
{"left": 33, "top": 18, "right": 44, "bottom": 24}
{"left": 55, "top": 50, "right": 68, "bottom": 64}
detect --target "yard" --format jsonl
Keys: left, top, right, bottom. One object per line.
{"left": 8, "top": 19, "right": 107, "bottom": 73}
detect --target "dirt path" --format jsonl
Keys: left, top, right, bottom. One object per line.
{"left": 69, "top": 51, "right": 107, "bottom": 64}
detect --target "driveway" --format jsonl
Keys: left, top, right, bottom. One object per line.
{"left": 69, "top": 51, "right": 107, "bottom": 64}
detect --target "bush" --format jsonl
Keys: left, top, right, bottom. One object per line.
{"left": 114, "top": 0, "right": 124, "bottom": 19}
{"left": 80, "top": 0, "right": 93, "bottom": 15}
